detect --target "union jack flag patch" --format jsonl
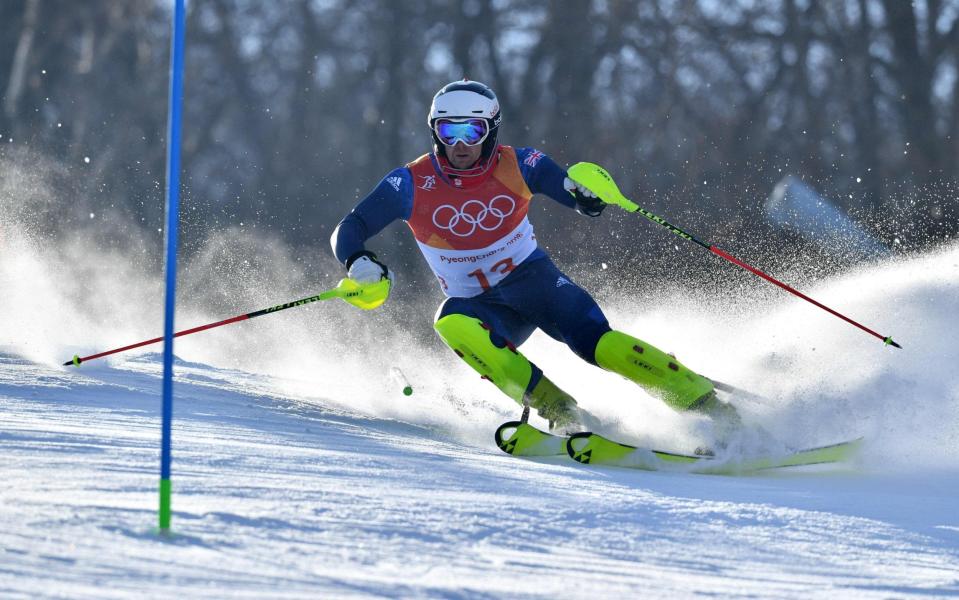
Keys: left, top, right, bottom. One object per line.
{"left": 523, "top": 150, "right": 545, "bottom": 168}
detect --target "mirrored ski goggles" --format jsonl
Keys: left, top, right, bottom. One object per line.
{"left": 433, "top": 118, "right": 490, "bottom": 146}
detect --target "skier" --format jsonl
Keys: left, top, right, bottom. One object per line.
{"left": 331, "top": 79, "right": 737, "bottom": 436}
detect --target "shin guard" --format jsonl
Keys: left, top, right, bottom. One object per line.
{"left": 434, "top": 314, "right": 533, "bottom": 403}
{"left": 434, "top": 314, "right": 583, "bottom": 429}
{"left": 595, "top": 330, "right": 714, "bottom": 411}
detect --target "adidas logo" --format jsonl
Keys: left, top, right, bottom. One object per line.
{"left": 556, "top": 276, "right": 571, "bottom": 288}
{"left": 387, "top": 176, "right": 402, "bottom": 191}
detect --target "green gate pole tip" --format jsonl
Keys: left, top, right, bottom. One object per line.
{"left": 403, "top": 386, "right": 413, "bottom": 396}
{"left": 158, "top": 478, "right": 172, "bottom": 534}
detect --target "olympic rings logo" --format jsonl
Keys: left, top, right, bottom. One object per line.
{"left": 432, "top": 195, "right": 516, "bottom": 237}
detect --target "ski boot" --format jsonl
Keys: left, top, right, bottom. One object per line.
{"left": 594, "top": 330, "right": 750, "bottom": 448}
{"left": 689, "top": 389, "right": 743, "bottom": 452}
{"left": 434, "top": 313, "right": 594, "bottom": 432}
{"left": 690, "top": 389, "right": 783, "bottom": 455}
{"left": 524, "top": 375, "right": 592, "bottom": 435}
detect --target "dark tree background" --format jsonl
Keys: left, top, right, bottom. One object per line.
{"left": 2, "top": 0, "right": 957, "bottom": 293}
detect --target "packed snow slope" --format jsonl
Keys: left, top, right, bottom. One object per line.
{"left": 2, "top": 217, "right": 959, "bottom": 596}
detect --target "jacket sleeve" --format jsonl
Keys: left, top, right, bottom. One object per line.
{"left": 330, "top": 168, "right": 414, "bottom": 267}
{"left": 515, "top": 147, "right": 576, "bottom": 210}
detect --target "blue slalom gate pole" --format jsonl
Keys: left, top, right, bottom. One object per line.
{"left": 159, "top": 0, "right": 186, "bottom": 533}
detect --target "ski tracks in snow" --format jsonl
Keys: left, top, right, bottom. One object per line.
{"left": 1, "top": 352, "right": 958, "bottom": 598}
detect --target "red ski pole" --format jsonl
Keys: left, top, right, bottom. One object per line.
{"left": 567, "top": 162, "right": 901, "bottom": 349}
{"left": 63, "top": 278, "right": 391, "bottom": 366}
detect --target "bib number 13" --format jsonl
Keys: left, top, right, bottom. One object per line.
{"left": 467, "top": 258, "right": 516, "bottom": 291}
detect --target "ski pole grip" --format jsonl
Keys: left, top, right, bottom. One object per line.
{"left": 567, "top": 162, "right": 639, "bottom": 212}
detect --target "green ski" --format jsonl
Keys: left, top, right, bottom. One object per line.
{"left": 566, "top": 432, "right": 864, "bottom": 475}
{"left": 494, "top": 420, "right": 568, "bottom": 457}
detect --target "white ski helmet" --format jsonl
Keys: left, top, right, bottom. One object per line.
{"left": 428, "top": 79, "right": 501, "bottom": 162}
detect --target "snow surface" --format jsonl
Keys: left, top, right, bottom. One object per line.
{"left": 2, "top": 223, "right": 959, "bottom": 597}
